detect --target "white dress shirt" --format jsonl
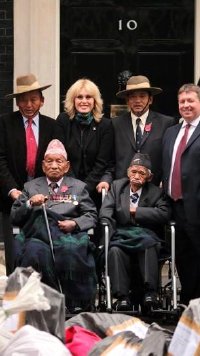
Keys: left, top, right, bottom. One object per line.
{"left": 130, "top": 187, "right": 142, "bottom": 208}
{"left": 131, "top": 110, "right": 149, "bottom": 137}
{"left": 168, "top": 117, "right": 200, "bottom": 196}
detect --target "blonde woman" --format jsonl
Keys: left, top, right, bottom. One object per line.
{"left": 56, "top": 78, "right": 114, "bottom": 208}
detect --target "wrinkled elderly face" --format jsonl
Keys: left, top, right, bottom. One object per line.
{"left": 42, "top": 153, "right": 70, "bottom": 182}
{"left": 127, "top": 164, "right": 150, "bottom": 189}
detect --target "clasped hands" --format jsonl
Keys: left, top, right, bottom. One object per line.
{"left": 130, "top": 207, "right": 136, "bottom": 217}
{"left": 28, "top": 194, "right": 77, "bottom": 232}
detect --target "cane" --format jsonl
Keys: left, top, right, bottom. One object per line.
{"left": 42, "top": 203, "right": 63, "bottom": 294}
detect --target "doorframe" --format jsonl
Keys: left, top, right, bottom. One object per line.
{"left": 13, "top": 0, "right": 60, "bottom": 118}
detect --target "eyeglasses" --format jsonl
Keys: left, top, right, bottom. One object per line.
{"left": 76, "top": 95, "right": 93, "bottom": 100}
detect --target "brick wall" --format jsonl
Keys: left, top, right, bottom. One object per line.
{"left": 0, "top": 0, "right": 13, "bottom": 115}
{"left": 0, "top": 0, "right": 13, "bottom": 242}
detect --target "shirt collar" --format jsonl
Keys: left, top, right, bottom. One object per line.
{"left": 131, "top": 110, "right": 149, "bottom": 126}
{"left": 23, "top": 114, "right": 39, "bottom": 126}
{"left": 181, "top": 116, "right": 200, "bottom": 128}
{"left": 130, "top": 187, "right": 142, "bottom": 197}
{"left": 47, "top": 177, "right": 64, "bottom": 187}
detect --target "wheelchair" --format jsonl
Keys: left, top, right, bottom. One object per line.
{"left": 96, "top": 220, "right": 183, "bottom": 323}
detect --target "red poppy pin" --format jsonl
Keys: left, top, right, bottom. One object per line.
{"left": 60, "top": 185, "right": 68, "bottom": 193}
{"left": 144, "top": 123, "right": 152, "bottom": 132}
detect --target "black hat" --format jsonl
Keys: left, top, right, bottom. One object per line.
{"left": 130, "top": 153, "right": 152, "bottom": 170}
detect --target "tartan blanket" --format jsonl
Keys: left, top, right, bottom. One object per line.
{"left": 109, "top": 225, "right": 161, "bottom": 252}
{"left": 14, "top": 209, "right": 97, "bottom": 306}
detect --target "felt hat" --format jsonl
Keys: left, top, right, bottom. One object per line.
{"left": 5, "top": 73, "right": 51, "bottom": 99}
{"left": 116, "top": 75, "right": 162, "bottom": 98}
{"left": 130, "top": 153, "right": 152, "bottom": 170}
{"left": 45, "top": 139, "right": 67, "bottom": 160}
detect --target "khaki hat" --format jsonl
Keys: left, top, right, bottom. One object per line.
{"left": 5, "top": 73, "right": 51, "bottom": 99}
{"left": 116, "top": 75, "right": 162, "bottom": 98}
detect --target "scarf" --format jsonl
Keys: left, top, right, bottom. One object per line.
{"left": 75, "top": 112, "right": 94, "bottom": 125}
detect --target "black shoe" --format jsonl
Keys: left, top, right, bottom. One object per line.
{"left": 144, "top": 292, "right": 158, "bottom": 308}
{"left": 113, "top": 297, "right": 132, "bottom": 311}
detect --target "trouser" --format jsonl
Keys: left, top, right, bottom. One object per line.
{"left": 108, "top": 245, "right": 159, "bottom": 298}
{"left": 172, "top": 200, "right": 200, "bottom": 305}
{"left": 1, "top": 212, "right": 14, "bottom": 275}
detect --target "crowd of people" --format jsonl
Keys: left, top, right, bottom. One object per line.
{"left": 0, "top": 72, "right": 200, "bottom": 313}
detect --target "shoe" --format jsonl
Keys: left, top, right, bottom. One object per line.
{"left": 113, "top": 297, "right": 132, "bottom": 311}
{"left": 144, "top": 292, "right": 158, "bottom": 308}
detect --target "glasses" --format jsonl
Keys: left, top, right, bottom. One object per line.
{"left": 76, "top": 95, "right": 93, "bottom": 100}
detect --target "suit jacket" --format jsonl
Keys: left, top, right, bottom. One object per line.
{"left": 162, "top": 122, "right": 200, "bottom": 225}
{"left": 112, "top": 110, "right": 175, "bottom": 185}
{"left": 56, "top": 113, "right": 114, "bottom": 192}
{"left": 11, "top": 176, "right": 97, "bottom": 231}
{"left": 0, "top": 111, "right": 57, "bottom": 213}
{"left": 99, "top": 177, "right": 170, "bottom": 238}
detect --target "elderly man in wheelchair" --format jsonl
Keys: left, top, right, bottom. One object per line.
{"left": 99, "top": 153, "right": 171, "bottom": 312}
{"left": 11, "top": 139, "right": 98, "bottom": 314}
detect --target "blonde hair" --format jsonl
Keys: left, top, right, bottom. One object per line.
{"left": 63, "top": 78, "right": 103, "bottom": 122}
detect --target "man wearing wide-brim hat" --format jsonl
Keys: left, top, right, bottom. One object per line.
{"left": 0, "top": 73, "right": 57, "bottom": 275}
{"left": 112, "top": 75, "right": 175, "bottom": 185}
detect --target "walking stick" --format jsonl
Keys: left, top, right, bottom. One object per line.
{"left": 42, "top": 203, "right": 63, "bottom": 294}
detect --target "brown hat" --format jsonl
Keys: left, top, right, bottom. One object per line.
{"left": 116, "top": 75, "right": 162, "bottom": 98}
{"left": 5, "top": 73, "right": 52, "bottom": 99}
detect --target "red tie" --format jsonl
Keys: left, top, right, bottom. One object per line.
{"left": 171, "top": 124, "right": 190, "bottom": 201}
{"left": 26, "top": 119, "right": 37, "bottom": 177}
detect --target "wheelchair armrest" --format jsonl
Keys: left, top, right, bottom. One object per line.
{"left": 169, "top": 220, "right": 176, "bottom": 227}
{"left": 101, "top": 188, "right": 107, "bottom": 202}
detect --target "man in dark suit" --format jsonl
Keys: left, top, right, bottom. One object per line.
{"left": 0, "top": 73, "right": 57, "bottom": 275}
{"left": 113, "top": 75, "right": 175, "bottom": 186}
{"left": 11, "top": 139, "right": 97, "bottom": 313}
{"left": 99, "top": 153, "right": 170, "bottom": 311}
{"left": 162, "top": 83, "right": 200, "bottom": 305}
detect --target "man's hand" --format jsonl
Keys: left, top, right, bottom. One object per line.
{"left": 29, "top": 194, "right": 48, "bottom": 206}
{"left": 96, "top": 181, "right": 109, "bottom": 193}
{"left": 10, "top": 189, "right": 22, "bottom": 201}
{"left": 58, "top": 220, "right": 77, "bottom": 233}
{"left": 130, "top": 207, "right": 137, "bottom": 217}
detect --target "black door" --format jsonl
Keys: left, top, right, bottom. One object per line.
{"left": 60, "top": 0, "right": 194, "bottom": 118}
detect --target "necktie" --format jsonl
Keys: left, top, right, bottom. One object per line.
{"left": 171, "top": 124, "right": 190, "bottom": 201}
{"left": 136, "top": 118, "right": 142, "bottom": 152}
{"left": 49, "top": 182, "right": 58, "bottom": 193}
{"left": 26, "top": 119, "right": 37, "bottom": 177}
{"left": 131, "top": 192, "right": 139, "bottom": 204}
